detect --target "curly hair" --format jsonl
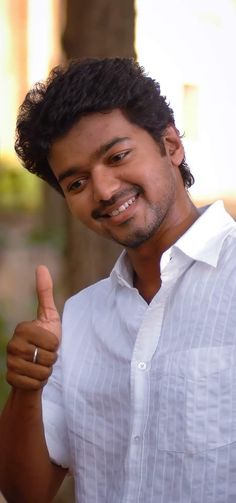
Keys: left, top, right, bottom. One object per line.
{"left": 15, "top": 58, "right": 194, "bottom": 195}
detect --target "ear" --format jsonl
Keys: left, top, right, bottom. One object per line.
{"left": 163, "top": 125, "right": 184, "bottom": 167}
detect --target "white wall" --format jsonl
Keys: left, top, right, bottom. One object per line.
{"left": 136, "top": 0, "right": 236, "bottom": 201}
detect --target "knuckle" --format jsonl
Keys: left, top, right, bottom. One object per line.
{"left": 6, "top": 370, "right": 17, "bottom": 387}
{"left": 7, "top": 338, "right": 17, "bottom": 354}
{"left": 7, "top": 355, "right": 17, "bottom": 371}
{"left": 42, "top": 366, "right": 53, "bottom": 380}
{"left": 52, "top": 352, "right": 58, "bottom": 364}
{"left": 14, "top": 321, "right": 30, "bottom": 335}
{"left": 48, "top": 351, "right": 58, "bottom": 365}
{"left": 32, "top": 380, "right": 43, "bottom": 391}
{"left": 8, "top": 323, "right": 30, "bottom": 352}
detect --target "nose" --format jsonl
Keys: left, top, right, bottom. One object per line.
{"left": 92, "top": 166, "right": 120, "bottom": 202}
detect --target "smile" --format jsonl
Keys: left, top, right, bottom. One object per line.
{"left": 108, "top": 196, "right": 136, "bottom": 217}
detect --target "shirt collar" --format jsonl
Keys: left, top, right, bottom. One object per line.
{"left": 110, "top": 250, "right": 134, "bottom": 287}
{"left": 111, "top": 200, "right": 235, "bottom": 286}
{"left": 172, "top": 200, "right": 235, "bottom": 267}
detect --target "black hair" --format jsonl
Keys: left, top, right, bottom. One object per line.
{"left": 15, "top": 58, "right": 194, "bottom": 195}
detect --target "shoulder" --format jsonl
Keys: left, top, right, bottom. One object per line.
{"left": 66, "top": 276, "right": 112, "bottom": 307}
{"left": 60, "top": 276, "right": 117, "bottom": 353}
{"left": 62, "top": 276, "right": 114, "bottom": 325}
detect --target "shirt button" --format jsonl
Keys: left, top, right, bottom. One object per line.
{"left": 134, "top": 435, "right": 141, "bottom": 442}
{"left": 137, "top": 361, "right": 146, "bottom": 370}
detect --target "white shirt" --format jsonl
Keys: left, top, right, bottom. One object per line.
{"left": 42, "top": 200, "right": 236, "bottom": 503}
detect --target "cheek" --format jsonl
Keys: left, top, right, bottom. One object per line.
{"left": 65, "top": 195, "right": 88, "bottom": 221}
{"left": 65, "top": 194, "right": 99, "bottom": 230}
{"left": 66, "top": 197, "right": 107, "bottom": 237}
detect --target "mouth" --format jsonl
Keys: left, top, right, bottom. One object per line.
{"left": 92, "top": 192, "right": 139, "bottom": 221}
{"left": 108, "top": 196, "right": 136, "bottom": 217}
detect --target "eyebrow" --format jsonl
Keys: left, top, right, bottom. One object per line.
{"left": 57, "top": 136, "right": 130, "bottom": 184}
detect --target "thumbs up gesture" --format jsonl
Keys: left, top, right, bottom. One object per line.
{"left": 6, "top": 266, "right": 61, "bottom": 391}
{"left": 35, "top": 265, "right": 61, "bottom": 338}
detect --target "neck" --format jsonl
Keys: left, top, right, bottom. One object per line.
{"left": 128, "top": 200, "right": 199, "bottom": 303}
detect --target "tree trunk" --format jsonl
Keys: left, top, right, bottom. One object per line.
{"left": 52, "top": 2, "right": 136, "bottom": 500}
{"left": 62, "top": 0, "right": 136, "bottom": 58}
{"left": 61, "top": 0, "right": 136, "bottom": 295}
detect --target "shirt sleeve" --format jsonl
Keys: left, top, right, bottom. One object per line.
{"left": 42, "top": 346, "right": 70, "bottom": 469}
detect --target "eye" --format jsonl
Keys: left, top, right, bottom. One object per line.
{"left": 110, "top": 150, "right": 130, "bottom": 164}
{"left": 67, "top": 178, "right": 87, "bottom": 193}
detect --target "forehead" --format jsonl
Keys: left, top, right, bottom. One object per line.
{"left": 50, "top": 109, "right": 142, "bottom": 155}
{"left": 48, "top": 109, "right": 148, "bottom": 175}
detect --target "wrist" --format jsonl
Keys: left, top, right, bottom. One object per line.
{"left": 11, "top": 387, "right": 43, "bottom": 410}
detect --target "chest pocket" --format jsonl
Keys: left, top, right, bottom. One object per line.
{"left": 157, "top": 346, "right": 236, "bottom": 453}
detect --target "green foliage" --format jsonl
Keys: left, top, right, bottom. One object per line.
{"left": 27, "top": 227, "right": 66, "bottom": 250}
{"left": 0, "top": 158, "right": 42, "bottom": 211}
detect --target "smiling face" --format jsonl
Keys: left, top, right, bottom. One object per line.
{"left": 48, "top": 109, "right": 186, "bottom": 249}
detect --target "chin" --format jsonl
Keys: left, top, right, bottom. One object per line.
{"left": 111, "top": 227, "right": 158, "bottom": 249}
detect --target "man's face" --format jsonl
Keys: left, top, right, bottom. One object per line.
{"left": 49, "top": 109, "right": 184, "bottom": 248}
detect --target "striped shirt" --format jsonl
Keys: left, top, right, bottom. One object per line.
{"left": 42, "top": 200, "right": 236, "bottom": 503}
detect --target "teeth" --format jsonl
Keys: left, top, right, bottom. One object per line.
{"left": 109, "top": 196, "right": 136, "bottom": 217}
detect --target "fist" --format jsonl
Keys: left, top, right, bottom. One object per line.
{"left": 6, "top": 266, "right": 61, "bottom": 391}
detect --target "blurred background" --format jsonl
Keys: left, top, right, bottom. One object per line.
{"left": 0, "top": 0, "right": 236, "bottom": 501}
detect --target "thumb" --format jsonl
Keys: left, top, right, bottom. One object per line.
{"left": 35, "top": 265, "right": 61, "bottom": 338}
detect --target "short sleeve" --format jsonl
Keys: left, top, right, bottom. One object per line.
{"left": 42, "top": 347, "right": 70, "bottom": 469}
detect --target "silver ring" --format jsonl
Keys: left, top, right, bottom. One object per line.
{"left": 32, "top": 347, "right": 38, "bottom": 364}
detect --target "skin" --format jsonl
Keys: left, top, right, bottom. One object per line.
{"left": 0, "top": 266, "right": 67, "bottom": 502}
{"left": 49, "top": 109, "right": 199, "bottom": 300}
{"left": 0, "top": 108, "right": 199, "bottom": 501}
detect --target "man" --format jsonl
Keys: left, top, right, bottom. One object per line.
{"left": 0, "top": 58, "right": 236, "bottom": 503}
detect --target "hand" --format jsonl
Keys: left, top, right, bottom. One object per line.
{"left": 6, "top": 266, "right": 61, "bottom": 391}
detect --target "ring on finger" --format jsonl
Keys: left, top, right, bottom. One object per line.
{"left": 32, "top": 347, "right": 39, "bottom": 364}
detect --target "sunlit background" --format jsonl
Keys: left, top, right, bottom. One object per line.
{"left": 0, "top": 2, "right": 235, "bottom": 501}
{"left": 1, "top": 0, "right": 236, "bottom": 211}
{"left": 137, "top": 0, "right": 236, "bottom": 211}
{"left": 0, "top": 0, "right": 62, "bottom": 168}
